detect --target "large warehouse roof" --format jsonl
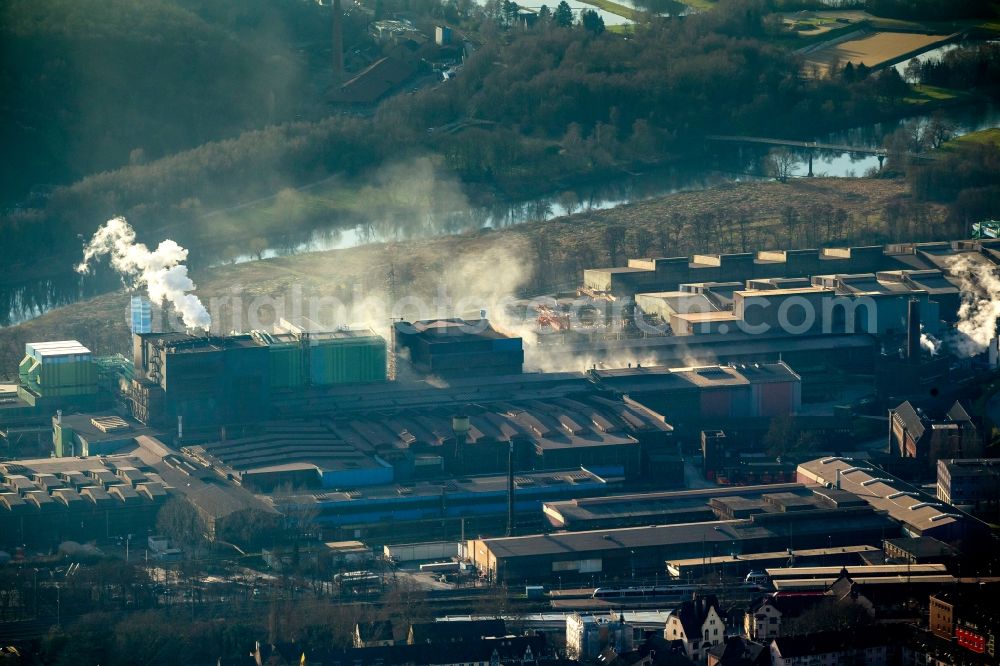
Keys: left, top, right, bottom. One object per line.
{"left": 543, "top": 482, "right": 807, "bottom": 529}
{"left": 186, "top": 392, "right": 670, "bottom": 487}
{"left": 480, "top": 520, "right": 744, "bottom": 559}
{"left": 797, "top": 457, "right": 988, "bottom": 539}
{"left": 479, "top": 503, "right": 890, "bottom": 560}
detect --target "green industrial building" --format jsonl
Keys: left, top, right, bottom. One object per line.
{"left": 255, "top": 328, "right": 387, "bottom": 390}
{"left": 128, "top": 322, "right": 387, "bottom": 430}
{"left": 17, "top": 341, "right": 98, "bottom": 408}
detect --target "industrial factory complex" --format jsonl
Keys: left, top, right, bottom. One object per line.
{"left": 2, "top": 236, "right": 1000, "bottom": 663}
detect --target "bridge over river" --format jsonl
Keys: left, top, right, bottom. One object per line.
{"left": 706, "top": 134, "right": 889, "bottom": 176}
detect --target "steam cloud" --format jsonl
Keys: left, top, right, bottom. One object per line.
{"left": 920, "top": 329, "right": 941, "bottom": 356}
{"left": 435, "top": 246, "right": 688, "bottom": 373}
{"left": 76, "top": 217, "right": 212, "bottom": 330}
{"left": 941, "top": 255, "right": 1000, "bottom": 358}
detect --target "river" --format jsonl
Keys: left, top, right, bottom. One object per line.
{"left": 1, "top": 102, "right": 998, "bottom": 328}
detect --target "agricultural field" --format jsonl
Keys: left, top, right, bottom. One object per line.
{"left": 803, "top": 31, "right": 954, "bottom": 77}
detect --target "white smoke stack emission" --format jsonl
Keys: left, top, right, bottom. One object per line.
{"left": 920, "top": 326, "right": 941, "bottom": 356}
{"left": 942, "top": 255, "right": 1000, "bottom": 358}
{"left": 76, "top": 217, "right": 212, "bottom": 330}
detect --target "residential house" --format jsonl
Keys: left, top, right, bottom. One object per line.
{"left": 254, "top": 634, "right": 548, "bottom": 666}
{"left": 929, "top": 591, "right": 957, "bottom": 639}
{"left": 353, "top": 620, "right": 395, "bottom": 647}
{"left": 744, "top": 593, "right": 826, "bottom": 640}
{"left": 567, "top": 613, "right": 637, "bottom": 661}
{"left": 706, "top": 637, "right": 768, "bottom": 666}
{"left": 597, "top": 636, "right": 696, "bottom": 666}
{"left": 769, "top": 626, "right": 902, "bottom": 666}
{"left": 663, "top": 595, "right": 725, "bottom": 664}
{"left": 745, "top": 570, "right": 874, "bottom": 641}
{"left": 408, "top": 619, "right": 506, "bottom": 645}
{"left": 930, "top": 588, "right": 1000, "bottom": 657}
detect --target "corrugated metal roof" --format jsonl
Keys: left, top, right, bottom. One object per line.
{"left": 797, "top": 457, "right": 980, "bottom": 535}
{"left": 26, "top": 340, "right": 91, "bottom": 357}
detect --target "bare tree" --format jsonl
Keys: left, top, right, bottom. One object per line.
{"left": 766, "top": 147, "right": 797, "bottom": 183}
{"left": 249, "top": 237, "right": 269, "bottom": 261}
{"left": 663, "top": 213, "right": 687, "bottom": 254}
{"left": 922, "top": 113, "right": 955, "bottom": 150}
{"left": 736, "top": 211, "right": 751, "bottom": 252}
{"left": 626, "top": 227, "right": 654, "bottom": 258}
{"left": 382, "top": 576, "right": 432, "bottom": 637}
{"left": 603, "top": 225, "right": 627, "bottom": 265}
{"left": 156, "top": 498, "right": 205, "bottom": 553}
{"left": 782, "top": 207, "right": 800, "bottom": 246}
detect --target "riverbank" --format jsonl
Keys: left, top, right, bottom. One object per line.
{"left": 0, "top": 176, "right": 948, "bottom": 377}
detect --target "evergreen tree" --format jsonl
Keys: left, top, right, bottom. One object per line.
{"left": 502, "top": 0, "right": 520, "bottom": 27}
{"left": 554, "top": 1, "right": 574, "bottom": 27}
{"left": 581, "top": 9, "right": 605, "bottom": 34}
{"left": 842, "top": 61, "right": 855, "bottom": 83}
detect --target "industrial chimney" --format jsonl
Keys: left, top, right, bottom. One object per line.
{"left": 506, "top": 441, "right": 515, "bottom": 537}
{"left": 452, "top": 413, "right": 470, "bottom": 462}
{"left": 332, "top": 0, "right": 344, "bottom": 82}
{"left": 906, "top": 298, "right": 920, "bottom": 363}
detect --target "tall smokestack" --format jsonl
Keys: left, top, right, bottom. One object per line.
{"left": 332, "top": 0, "right": 344, "bottom": 82}
{"left": 907, "top": 298, "right": 920, "bottom": 363}
{"left": 506, "top": 441, "right": 515, "bottom": 537}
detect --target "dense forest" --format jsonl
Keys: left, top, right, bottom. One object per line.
{"left": 864, "top": 0, "right": 994, "bottom": 20}
{"left": 3, "top": 0, "right": 951, "bottom": 281}
{"left": 0, "top": 0, "right": 371, "bottom": 206}
{"left": 893, "top": 44, "right": 1000, "bottom": 227}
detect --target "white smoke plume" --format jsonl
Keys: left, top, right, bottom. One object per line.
{"left": 920, "top": 330, "right": 941, "bottom": 356}
{"left": 941, "top": 255, "right": 1000, "bottom": 358}
{"left": 76, "top": 217, "right": 212, "bottom": 330}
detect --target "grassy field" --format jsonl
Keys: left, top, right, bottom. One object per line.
{"left": 940, "top": 128, "right": 1000, "bottom": 151}
{"left": 681, "top": 0, "right": 717, "bottom": 11}
{"left": 776, "top": 18, "right": 868, "bottom": 50}
{"left": 0, "top": 177, "right": 948, "bottom": 374}
{"left": 977, "top": 21, "right": 1000, "bottom": 35}
{"left": 578, "top": 0, "right": 638, "bottom": 21}
{"left": 782, "top": 14, "right": 852, "bottom": 37}
{"left": 579, "top": 0, "right": 716, "bottom": 21}
{"left": 903, "top": 83, "right": 966, "bottom": 105}
{"left": 804, "top": 31, "right": 953, "bottom": 77}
